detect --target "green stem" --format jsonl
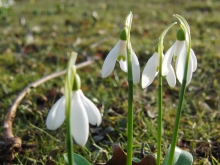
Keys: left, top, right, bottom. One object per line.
{"left": 167, "top": 15, "right": 191, "bottom": 165}
{"left": 157, "top": 41, "right": 163, "bottom": 165}
{"left": 66, "top": 107, "right": 74, "bottom": 165}
{"left": 65, "top": 52, "right": 77, "bottom": 165}
{"left": 156, "top": 22, "right": 177, "bottom": 165}
{"left": 127, "top": 79, "right": 133, "bottom": 165}
{"left": 125, "top": 12, "right": 133, "bottom": 165}
{"left": 167, "top": 79, "right": 186, "bottom": 165}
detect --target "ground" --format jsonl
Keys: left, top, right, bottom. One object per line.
{"left": 0, "top": 0, "right": 219, "bottom": 164}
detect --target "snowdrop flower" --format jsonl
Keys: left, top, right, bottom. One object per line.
{"left": 162, "top": 28, "right": 197, "bottom": 86}
{"left": 101, "top": 29, "right": 140, "bottom": 84}
{"left": 142, "top": 45, "right": 176, "bottom": 88}
{"left": 46, "top": 74, "right": 102, "bottom": 146}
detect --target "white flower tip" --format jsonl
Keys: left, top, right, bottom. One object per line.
{"left": 96, "top": 114, "right": 102, "bottom": 126}
{"left": 75, "top": 136, "right": 88, "bottom": 146}
{"left": 134, "top": 78, "right": 140, "bottom": 84}
{"left": 141, "top": 75, "right": 151, "bottom": 89}
{"left": 132, "top": 51, "right": 140, "bottom": 84}
{"left": 133, "top": 69, "right": 140, "bottom": 84}
{"left": 46, "top": 97, "right": 66, "bottom": 130}
{"left": 79, "top": 90, "right": 102, "bottom": 127}
{"left": 141, "top": 53, "right": 158, "bottom": 88}
{"left": 168, "top": 82, "right": 176, "bottom": 88}
{"left": 101, "top": 44, "right": 119, "bottom": 78}
{"left": 166, "top": 65, "right": 176, "bottom": 88}
{"left": 101, "top": 70, "right": 108, "bottom": 78}
{"left": 46, "top": 115, "right": 61, "bottom": 130}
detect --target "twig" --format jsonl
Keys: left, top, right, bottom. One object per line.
{"left": 0, "top": 141, "right": 36, "bottom": 148}
{"left": 2, "top": 59, "right": 94, "bottom": 162}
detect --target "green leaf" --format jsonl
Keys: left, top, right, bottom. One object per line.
{"left": 132, "top": 157, "right": 141, "bottom": 163}
{"left": 162, "top": 146, "right": 193, "bottom": 165}
{"left": 63, "top": 153, "right": 91, "bottom": 165}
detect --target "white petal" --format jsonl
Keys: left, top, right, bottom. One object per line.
{"left": 176, "top": 44, "right": 186, "bottom": 84}
{"left": 131, "top": 51, "right": 140, "bottom": 84}
{"left": 141, "top": 52, "right": 158, "bottom": 88}
{"left": 46, "top": 96, "right": 65, "bottom": 130}
{"left": 162, "top": 42, "right": 176, "bottom": 76}
{"left": 79, "top": 90, "right": 102, "bottom": 126}
{"left": 166, "top": 65, "right": 176, "bottom": 88}
{"left": 71, "top": 91, "right": 89, "bottom": 146}
{"left": 174, "top": 40, "right": 185, "bottom": 57}
{"left": 190, "top": 49, "right": 197, "bottom": 72}
{"left": 101, "top": 41, "right": 120, "bottom": 78}
{"left": 117, "top": 40, "right": 127, "bottom": 58}
{"left": 186, "top": 55, "right": 193, "bottom": 85}
{"left": 119, "top": 59, "right": 127, "bottom": 72}
{"left": 117, "top": 40, "right": 127, "bottom": 72}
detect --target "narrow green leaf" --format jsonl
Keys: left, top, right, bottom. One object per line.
{"left": 64, "top": 153, "right": 91, "bottom": 165}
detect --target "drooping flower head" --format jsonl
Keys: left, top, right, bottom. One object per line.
{"left": 101, "top": 29, "right": 140, "bottom": 84}
{"left": 142, "top": 44, "right": 176, "bottom": 88}
{"left": 162, "top": 28, "right": 197, "bottom": 86}
{"left": 46, "top": 73, "right": 102, "bottom": 146}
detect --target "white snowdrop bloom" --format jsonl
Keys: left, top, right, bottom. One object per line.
{"left": 46, "top": 89, "right": 102, "bottom": 146}
{"left": 162, "top": 28, "right": 197, "bottom": 86}
{"left": 142, "top": 50, "right": 176, "bottom": 88}
{"left": 101, "top": 29, "right": 140, "bottom": 84}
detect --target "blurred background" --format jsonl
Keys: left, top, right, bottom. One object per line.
{"left": 0, "top": 0, "right": 219, "bottom": 164}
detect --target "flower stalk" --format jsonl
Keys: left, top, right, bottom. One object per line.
{"left": 157, "top": 42, "right": 163, "bottom": 165}
{"left": 125, "top": 12, "right": 133, "bottom": 165}
{"left": 65, "top": 52, "right": 78, "bottom": 165}
{"left": 157, "top": 22, "right": 177, "bottom": 165}
{"left": 167, "top": 14, "right": 192, "bottom": 165}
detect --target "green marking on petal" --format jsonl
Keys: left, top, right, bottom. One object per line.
{"left": 156, "top": 66, "right": 159, "bottom": 72}
{"left": 119, "top": 29, "right": 127, "bottom": 40}
{"left": 117, "top": 55, "right": 126, "bottom": 61}
{"left": 173, "top": 55, "right": 177, "bottom": 61}
{"left": 176, "top": 28, "right": 185, "bottom": 41}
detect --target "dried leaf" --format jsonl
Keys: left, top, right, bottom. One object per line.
{"left": 99, "top": 145, "right": 156, "bottom": 165}
{"left": 105, "top": 145, "right": 126, "bottom": 165}
{"left": 133, "top": 155, "right": 156, "bottom": 165}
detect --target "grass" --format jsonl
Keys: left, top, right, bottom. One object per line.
{"left": 0, "top": 0, "right": 220, "bottom": 164}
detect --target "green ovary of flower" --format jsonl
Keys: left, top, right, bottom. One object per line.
{"left": 176, "top": 28, "right": 185, "bottom": 41}
{"left": 119, "top": 29, "right": 127, "bottom": 40}
{"left": 72, "top": 73, "right": 81, "bottom": 91}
